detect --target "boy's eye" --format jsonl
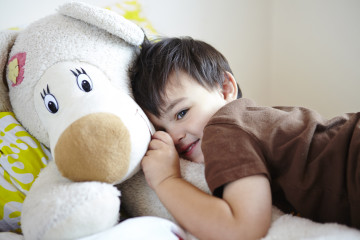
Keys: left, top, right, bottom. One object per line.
{"left": 176, "top": 109, "right": 188, "bottom": 120}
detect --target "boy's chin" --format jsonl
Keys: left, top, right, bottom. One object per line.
{"left": 183, "top": 155, "right": 204, "bottom": 164}
{"left": 181, "top": 157, "right": 204, "bottom": 164}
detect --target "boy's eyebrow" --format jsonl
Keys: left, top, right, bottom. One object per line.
{"left": 164, "top": 97, "right": 186, "bottom": 113}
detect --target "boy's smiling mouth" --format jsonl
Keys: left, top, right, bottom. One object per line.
{"left": 179, "top": 139, "right": 200, "bottom": 158}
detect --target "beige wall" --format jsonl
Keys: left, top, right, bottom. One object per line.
{"left": 140, "top": 0, "right": 272, "bottom": 107}
{"left": 270, "top": 0, "right": 360, "bottom": 117}
{"left": 141, "top": 0, "right": 360, "bottom": 117}
{"left": 1, "top": 0, "right": 359, "bottom": 118}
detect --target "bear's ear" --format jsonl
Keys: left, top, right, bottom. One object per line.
{"left": 0, "top": 31, "right": 18, "bottom": 112}
{"left": 58, "top": 1, "right": 144, "bottom": 47}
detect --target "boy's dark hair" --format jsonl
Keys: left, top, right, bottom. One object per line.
{"left": 130, "top": 36, "right": 242, "bottom": 117}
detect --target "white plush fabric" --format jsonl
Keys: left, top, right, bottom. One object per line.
{"left": 58, "top": 1, "right": 144, "bottom": 46}
{"left": 0, "top": 31, "right": 16, "bottom": 112}
{"left": 263, "top": 208, "right": 360, "bottom": 240}
{"left": 21, "top": 161, "right": 121, "bottom": 240}
{"left": 0, "top": 232, "right": 24, "bottom": 240}
{"left": 78, "top": 216, "right": 188, "bottom": 240}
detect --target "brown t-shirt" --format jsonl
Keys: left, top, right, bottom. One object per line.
{"left": 202, "top": 98, "right": 360, "bottom": 228}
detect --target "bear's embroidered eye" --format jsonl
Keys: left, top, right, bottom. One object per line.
{"left": 41, "top": 85, "right": 59, "bottom": 114}
{"left": 71, "top": 68, "right": 93, "bottom": 92}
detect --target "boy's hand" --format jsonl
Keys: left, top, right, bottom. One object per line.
{"left": 141, "top": 131, "right": 181, "bottom": 190}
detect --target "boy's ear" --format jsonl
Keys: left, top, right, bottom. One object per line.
{"left": 222, "top": 71, "right": 238, "bottom": 101}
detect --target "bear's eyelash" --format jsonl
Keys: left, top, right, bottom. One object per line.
{"left": 40, "top": 85, "right": 51, "bottom": 99}
{"left": 70, "top": 68, "right": 87, "bottom": 77}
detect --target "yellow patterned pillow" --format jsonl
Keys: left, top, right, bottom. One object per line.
{"left": 104, "top": 0, "right": 158, "bottom": 39}
{"left": 0, "top": 112, "right": 51, "bottom": 233}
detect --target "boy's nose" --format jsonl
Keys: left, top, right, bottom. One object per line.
{"left": 168, "top": 128, "right": 185, "bottom": 145}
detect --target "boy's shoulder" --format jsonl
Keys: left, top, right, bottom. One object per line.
{"left": 208, "top": 98, "right": 307, "bottom": 127}
{"left": 212, "top": 98, "right": 258, "bottom": 118}
{"left": 226, "top": 98, "right": 257, "bottom": 109}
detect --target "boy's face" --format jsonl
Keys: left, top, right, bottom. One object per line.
{"left": 147, "top": 71, "right": 236, "bottom": 163}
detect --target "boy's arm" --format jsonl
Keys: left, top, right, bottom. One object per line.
{"left": 142, "top": 131, "right": 272, "bottom": 240}
{"left": 155, "top": 174, "right": 272, "bottom": 240}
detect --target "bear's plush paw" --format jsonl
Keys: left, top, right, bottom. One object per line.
{"left": 22, "top": 162, "right": 121, "bottom": 240}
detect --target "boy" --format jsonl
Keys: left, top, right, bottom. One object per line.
{"left": 130, "top": 36, "right": 360, "bottom": 240}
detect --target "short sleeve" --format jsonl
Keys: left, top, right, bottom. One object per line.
{"left": 203, "top": 122, "right": 269, "bottom": 195}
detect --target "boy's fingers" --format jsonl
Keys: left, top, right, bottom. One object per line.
{"left": 152, "top": 131, "right": 173, "bottom": 145}
{"left": 148, "top": 138, "right": 165, "bottom": 150}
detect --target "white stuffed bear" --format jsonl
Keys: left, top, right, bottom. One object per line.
{"left": 0, "top": 1, "right": 186, "bottom": 240}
